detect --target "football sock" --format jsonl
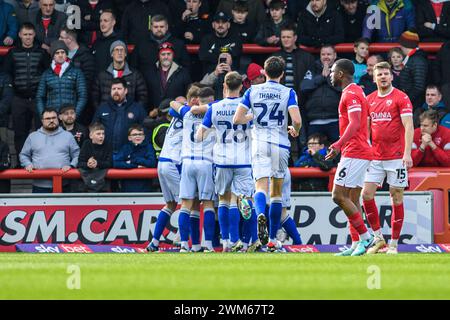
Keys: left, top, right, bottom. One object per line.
{"left": 390, "top": 239, "right": 398, "bottom": 247}
{"left": 254, "top": 191, "right": 267, "bottom": 216}
{"left": 229, "top": 205, "right": 240, "bottom": 244}
{"left": 218, "top": 203, "right": 230, "bottom": 241}
{"left": 349, "top": 223, "right": 360, "bottom": 242}
{"left": 178, "top": 208, "right": 190, "bottom": 242}
{"left": 213, "top": 218, "right": 221, "bottom": 248}
{"left": 250, "top": 208, "right": 258, "bottom": 243}
{"left": 269, "top": 198, "right": 282, "bottom": 240}
{"left": 189, "top": 210, "right": 200, "bottom": 245}
{"left": 203, "top": 208, "right": 216, "bottom": 242}
{"left": 392, "top": 202, "right": 405, "bottom": 241}
{"left": 363, "top": 199, "right": 381, "bottom": 232}
{"left": 242, "top": 215, "right": 252, "bottom": 245}
{"left": 152, "top": 208, "right": 172, "bottom": 246}
{"left": 348, "top": 211, "right": 369, "bottom": 236}
{"left": 281, "top": 216, "right": 302, "bottom": 245}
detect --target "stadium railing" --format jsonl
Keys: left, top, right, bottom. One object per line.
{"left": 0, "top": 42, "right": 444, "bottom": 56}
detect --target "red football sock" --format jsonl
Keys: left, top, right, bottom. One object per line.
{"left": 392, "top": 202, "right": 405, "bottom": 240}
{"left": 363, "top": 199, "right": 381, "bottom": 232}
{"left": 348, "top": 223, "right": 360, "bottom": 242}
{"left": 348, "top": 212, "right": 368, "bottom": 235}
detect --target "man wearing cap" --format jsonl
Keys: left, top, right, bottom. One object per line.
{"left": 362, "top": 0, "right": 415, "bottom": 43}
{"left": 59, "top": 104, "right": 89, "bottom": 147}
{"left": 92, "top": 40, "right": 148, "bottom": 110}
{"left": 199, "top": 11, "right": 243, "bottom": 74}
{"left": 398, "top": 30, "right": 429, "bottom": 110}
{"left": 145, "top": 42, "right": 191, "bottom": 116}
{"left": 36, "top": 40, "right": 87, "bottom": 117}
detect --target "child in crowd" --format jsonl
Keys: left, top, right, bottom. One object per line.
{"left": 388, "top": 47, "right": 405, "bottom": 88}
{"left": 178, "top": 0, "right": 209, "bottom": 44}
{"left": 255, "top": 0, "right": 291, "bottom": 46}
{"left": 113, "top": 124, "right": 157, "bottom": 192}
{"left": 231, "top": 0, "right": 256, "bottom": 43}
{"left": 352, "top": 38, "right": 369, "bottom": 84}
{"left": 78, "top": 122, "right": 112, "bottom": 192}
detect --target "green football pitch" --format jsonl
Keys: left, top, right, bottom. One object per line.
{"left": 0, "top": 253, "right": 449, "bottom": 300}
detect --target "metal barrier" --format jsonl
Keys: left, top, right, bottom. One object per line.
{"left": 0, "top": 42, "right": 444, "bottom": 56}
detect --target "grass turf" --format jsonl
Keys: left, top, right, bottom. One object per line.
{"left": 0, "top": 253, "right": 449, "bottom": 300}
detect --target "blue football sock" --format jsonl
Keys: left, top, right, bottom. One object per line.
{"left": 269, "top": 199, "right": 282, "bottom": 240}
{"left": 229, "top": 205, "right": 240, "bottom": 243}
{"left": 203, "top": 208, "right": 216, "bottom": 241}
{"left": 254, "top": 191, "right": 267, "bottom": 216}
{"left": 218, "top": 203, "right": 230, "bottom": 241}
{"left": 282, "top": 216, "right": 302, "bottom": 245}
{"left": 242, "top": 217, "right": 252, "bottom": 244}
{"left": 178, "top": 208, "right": 190, "bottom": 242}
{"left": 152, "top": 208, "right": 172, "bottom": 244}
{"left": 213, "top": 219, "right": 221, "bottom": 248}
{"left": 190, "top": 211, "right": 200, "bottom": 245}
{"left": 250, "top": 208, "right": 258, "bottom": 243}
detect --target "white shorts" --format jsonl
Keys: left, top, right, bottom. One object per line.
{"left": 264, "top": 169, "right": 291, "bottom": 208}
{"left": 158, "top": 160, "right": 181, "bottom": 203}
{"left": 215, "top": 166, "right": 254, "bottom": 197}
{"left": 179, "top": 160, "right": 215, "bottom": 201}
{"left": 252, "top": 141, "right": 289, "bottom": 180}
{"left": 365, "top": 159, "right": 408, "bottom": 188}
{"left": 334, "top": 157, "right": 371, "bottom": 188}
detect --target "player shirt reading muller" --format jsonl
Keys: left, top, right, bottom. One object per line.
{"left": 367, "top": 87, "right": 413, "bottom": 160}
{"left": 338, "top": 83, "right": 372, "bottom": 160}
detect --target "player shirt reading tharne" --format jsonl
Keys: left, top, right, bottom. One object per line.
{"left": 239, "top": 80, "right": 298, "bottom": 148}
{"left": 338, "top": 83, "right": 372, "bottom": 160}
{"left": 158, "top": 109, "right": 184, "bottom": 164}
{"left": 202, "top": 97, "right": 251, "bottom": 166}
{"left": 367, "top": 87, "right": 413, "bottom": 160}
{"left": 179, "top": 105, "right": 215, "bottom": 162}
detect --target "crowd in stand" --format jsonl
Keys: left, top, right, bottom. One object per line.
{"left": 0, "top": 0, "right": 449, "bottom": 193}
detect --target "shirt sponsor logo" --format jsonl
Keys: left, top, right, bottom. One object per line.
{"left": 370, "top": 111, "right": 392, "bottom": 121}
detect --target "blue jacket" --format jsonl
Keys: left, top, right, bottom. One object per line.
{"left": 294, "top": 147, "right": 334, "bottom": 171}
{"left": 0, "top": 0, "right": 18, "bottom": 42}
{"left": 92, "top": 98, "right": 146, "bottom": 152}
{"left": 36, "top": 63, "right": 87, "bottom": 116}
{"left": 113, "top": 140, "right": 156, "bottom": 192}
{"left": 362, "top": 0, "right": 415, "bottom": 42}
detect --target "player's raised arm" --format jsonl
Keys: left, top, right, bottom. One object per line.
{"left": 191, "top": 103, "right": 209, "bottom": 115}
{"left": 170, "top": 100, "right": 184, "bottom": 114}
{"left": 196, "top": 106, "right": 214, "bottom": 142}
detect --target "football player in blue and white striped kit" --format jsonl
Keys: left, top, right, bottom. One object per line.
{"left": 197, "top": 72, "right": 257, "bottom": 252}
{"left": 233, "top": 56, "right": 302, "bottom": 252}
{"left": 171, "top": 87, "right": 217, "bottom": 252}
{"left": 146, "top": 87, "right": 202, "bottom": 252}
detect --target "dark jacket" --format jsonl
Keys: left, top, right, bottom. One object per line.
{"left": 145, "top": 62, "right": 192, "bottom": 110}
{"left": 0, "top": 0, "right": 18, "bottom": 43}
{"left": 433, "top": 41, "right": 450, "bottom": 86}
{"left": 362, "top": 0, "right": 415, "bottom": 42}
{"left": 216, "top": 0, "right": 266, "bottom": 27}
{"left": 36, "top": 63, "right": 88, "bottom": 116}
{"left": 70, "top": 44, "right": 96, "bottom": 87}
{"left": 399, "top": 49, "right": 429, "bottom": 110}
{"left": 31, "top": 8, "right": 67, "bottom": 46}
{"left": 63, "top": 122, "right": 89, "bottom": 147}
{"left": 359, "top": 72, "right": 377, "bottom": 96}
{"left": 0, "top": 72, "right": 13, "bottom": 127}
{"left": 231, "top": 20, "right": 257, "bottom": 44}
{"left": 120, "top": 0, "right": 171, "bottom": 45}
{"left": 3, "top": 42, "right": 50, "bottom": 99}
{"left": 78, "top": 139, "right": 113, "bottom": 169}
{"left": 130, "top": 32, "right": 191, "bottom": 72}
{"left": 91, "top": 31, "right": 124, "bottom": 74}
{"left": 300, "top": 60, "right": 342, "bottom": 121}
{"left": 416, "top": 0, "right": 450, "bottom": 42}
{"left": 176, "top": 15, "right": 210, "bottom": 45}
{"left": 255, "top": 17, "right": 292, "bottom": 46}
{"left": 6, "top": 0, "right": 39, "bottom": 25}
{"left": 113, "top": 140, "right": 156, "bottom": 192}
{"left": 337, "top": 1, "right": 368, "bottom": 43}
{"left": 271, "top": 48, "right": 316, "bottom": 96}
{"left": 198, "top": 31, "right": 243, "bottom": 73}
{"left": 294, "top": 147, "right": 334, "bottom": 170}
{"left": 91, "top": 98, "right": 146, "bottom": 152}
{"left": 296, "top": 4, "right": 345, "bottom": 47}
{"left": 413, "top": 100, "right": 449, "bottom": 127}
{"left": 77, "top": 0, "right": 115, "bottom": 45}
{"left": 92, "top": 62, "right": 149, "bottom": 110}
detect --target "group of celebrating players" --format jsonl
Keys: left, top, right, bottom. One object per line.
{"left": 145, "top": 55, "right": 413, "bottom": 255}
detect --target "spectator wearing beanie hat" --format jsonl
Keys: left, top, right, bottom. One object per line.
{"left": 36, "top": 40, "right": 87, "bottom": 116}
{"left": 398, "top": 30, "right": 429, "bottom": 110}
{"left": 243, "top": 63, "right": 265, "bottom": 89}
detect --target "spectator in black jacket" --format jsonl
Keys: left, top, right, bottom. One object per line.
{"left": 216, "top": 0, "right": 266, "bottom": 27}
{"left": 121, "top": 0, "right": 171, "bottom": 45}
{"left": 145, "top": 42, "right": 191, "bottom": 115}
{"left": 433, "top": 40, "right": 450, "bottom": 107}
{"left": 0, "top": 71, "right": 13, "bottom": 130}
{"left": 78, "top": 122, "right": 112, "bottom": 192}
{"left": 176, "top": 0, "right": 210, "bottom": 45}
{"left": 230, "top": 0, "right": 256, "bottom": 43}
{"left": 255, "top": 0, "right": 292, "bottom": 47}
{"left": 359, "top": 54, "right": 384, "bottom": 95}
{"left": 337, "top": 0, "right": 368, "bottom": 43}
{"left": 416, "top": 0, "right": 450, "bottom": 42}
{"left": 198, "top": 11, "right": 243, "bottom": 74}
{"left": 398, "top": 30, "right": 429, "bottom": 111}
{"left": 3, "top": 23, "right": 50, "bottom": 156}
{"left": 59, "top": 27, "right": 95, "bottom": 87}
{"left": 59, "top": 104, "right": 89, "bottom": 147}
{"left": 92, "top": 9, "right": 124, "bottom": 74}
{"left": 77, "top": 0, "right": 114, "bottom": 46}
{"left": 296, "top": 0, "right": 345, "bottom": 48}
{"left": 300, "top": 45, "right": 341, "bottom": 143}
{"left": 92, "top": 40, "right": 148, "bottom": 110}
{"left": 5, "top": 0, "right": 39, "bottom": 26}
{"left": 31, "top": 0, "right": 67, "bottom": 53}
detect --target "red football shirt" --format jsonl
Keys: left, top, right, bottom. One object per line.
{"left": 367, "top": 87, "right": 413, "bottom": 160}
{"left": 338, "top": 83, "right": 372, "bottom": 160}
